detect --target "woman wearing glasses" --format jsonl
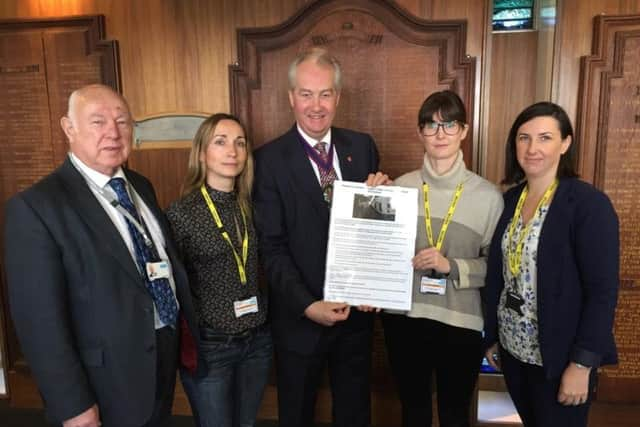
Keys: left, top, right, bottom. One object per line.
{"left": 166, "top": 113, "right": 271, "bottom": 427}
{"left": 483, "top": 102, "right": 618, "bottom": 426}
{"left": 381, "top": 90, "right": 503, "bottom": 427}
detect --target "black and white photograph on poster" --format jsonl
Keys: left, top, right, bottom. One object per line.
{"left": 352, "top": 193, "right": 396, "bottom": 221}
{"left": 324, "top": 180, "right": 417, "bottom": 311}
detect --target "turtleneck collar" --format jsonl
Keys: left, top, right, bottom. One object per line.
{"left": 420, "top": 150, "right": 468, "bottom": 190}
{"left": 204, "top": 183, "right": 237, "bottom": 204}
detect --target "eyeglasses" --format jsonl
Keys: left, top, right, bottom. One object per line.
{"left": 422, "top": 121, "right": 462, "bottom": 136}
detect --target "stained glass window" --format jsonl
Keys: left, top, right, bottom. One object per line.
{"left": 493, "top": 0, "right": 535, "bottom": 31}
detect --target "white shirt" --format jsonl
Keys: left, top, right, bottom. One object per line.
{"left": 69, "top": 153, "right": 178, "bottom": 329}
{"left": 297, "top": 124, "right": 343, "bottom": 182}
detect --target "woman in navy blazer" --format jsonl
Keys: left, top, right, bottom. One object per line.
{"left": 483, "top": 102, "right": 619, "bottom": 427}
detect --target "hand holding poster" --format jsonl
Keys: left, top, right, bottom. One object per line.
{"left": 323, "top": 180, "right": 417, "bottom": 310}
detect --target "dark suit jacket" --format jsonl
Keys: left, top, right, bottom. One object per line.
{"left": 253, "top": 126, "right": 379, "bottom": 354}
{"left": 483, "top": 177, "right": 619, "bottom": 378}
{"left": 4, "top": 158, "right": 199, "bottom": 426}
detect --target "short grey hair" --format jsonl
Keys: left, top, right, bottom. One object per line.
{"left": 66, "top": 84, "right": 131, "bottom": 124}
{"left": 288, "top": 47, "right": 342, "bottom": 91}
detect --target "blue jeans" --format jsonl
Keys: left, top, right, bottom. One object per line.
{"left": 180, "top": 324, "right": 273, "bottom": 427}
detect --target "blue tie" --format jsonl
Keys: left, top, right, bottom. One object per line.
{"left": 108, "top": 177, "right": 178, "bottom": 326}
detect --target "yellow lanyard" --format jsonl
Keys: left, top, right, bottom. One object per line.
{"left": 507, "top": 179, "right": 558, "bottom": 277}
{"left": 200, "top": 185, "right": 248, "bottom": 284}
{"left": 423, "top": 183, "right": 464, "bottom": 251}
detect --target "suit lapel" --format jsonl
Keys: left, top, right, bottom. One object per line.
{"left": 333, "top": 128, "right": 357, "bottom": 181}
{"left": 537, "top": 179, "right": 570, "bottom": 302}
{"left": 58, "top": 159, "right": 143, "bottom": 285}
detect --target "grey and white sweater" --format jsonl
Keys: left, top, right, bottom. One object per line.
{"left": 390, "top": 150, "right": 503, "bottom": 332}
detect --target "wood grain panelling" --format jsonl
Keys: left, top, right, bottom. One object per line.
{"left": 0, "top": 1, "right": 487, "bottom": 135}
{"left": 0, "top": 0, "right": 312, "bottom": 119}
{"left": 485, "top": 32, "right": 538, "bottom": 185}
{"left": 128, "top": 147, "right": 191, "bottom": 210}
{"left": 553, "top": 0, "right": 640, "bottom": 125}
{"left": 2, "top": 1, "right": 638, "bottom": 176}
{"left": 573, "top": 14, "right": 640, "bottom": 403}
{"left": 0, "top": 0, "right": 490, "bottom": 182}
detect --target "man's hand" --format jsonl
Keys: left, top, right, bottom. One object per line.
{"left": 365, "top": 172, "right": 392, "bottom": 186}
{"left": 557, "top": 363, "right": 591, "bottom": 406}
{"left": 412, "top": 247, "right": 451, "bottom": 274}
{"left": 63, "top": 404, "right": 101, "bottom": 427}
{"left": 304, "top": 301, "right": 350, "bottom": 326}
{"left": 356, "top": 305, "right": 381, "bottom": 313}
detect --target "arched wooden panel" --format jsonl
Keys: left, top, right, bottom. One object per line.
{"left": 575, "top": 13, "right": 640, "bottom": 404}
{"left": 229, "top": 0, "right": 476, "bottom": 178}
{"left": 228, "top": 1, "right": 476, "bottom": 424}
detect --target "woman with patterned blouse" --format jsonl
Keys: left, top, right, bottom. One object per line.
{"left": 483, "top": 102, "right": 619, "bottom": 427}
{"left": 166, "top": 113, "right": 271, "bottom": 427}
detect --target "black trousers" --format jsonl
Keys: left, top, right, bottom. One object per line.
{"left": 274, "top": 323, "right": 373, "bottom": 427}
{"left": 381, "top": 313, "right": 483, "bottom": 427}
{"left": 143, "top": 326, "right": 179, "bottom": 427}
{"left": 499, "top": 346, "right": 595, "bottom": 427}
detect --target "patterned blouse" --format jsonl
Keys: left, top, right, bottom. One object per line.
{"left": 166, "top": 185, "right": 267, "bottom": 334}
{"left": 497, "top": 204, "right": 551, "bottom": 366}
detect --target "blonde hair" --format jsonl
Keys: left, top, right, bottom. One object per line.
{"left": 182, "top": 113, "right": 254, "bottom": 218}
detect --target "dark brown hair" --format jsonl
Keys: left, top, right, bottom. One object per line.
{"left": 417, "top": 90, "right": 467, "bottom": 131}
{"left": 503, "top": 102, "right": 578, "bottom": 185}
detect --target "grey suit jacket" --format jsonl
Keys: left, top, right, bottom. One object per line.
{"left": 4, "top": 158, "right": 198, "bottom": 426}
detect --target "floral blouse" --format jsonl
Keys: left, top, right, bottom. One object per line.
{"left": 497, "top": 205, "right": 551, "bottom": 366}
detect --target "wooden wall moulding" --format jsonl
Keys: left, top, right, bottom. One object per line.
{"left": 229, "top": 0, "right": 477, "bottom": 179}
{"left": 575, "top": 14, "right": 640, "bottom": 404}
{"left": 128, "top": 113, "right": 210, "bottom": 210}
{"left": 0, "top": 14, "right": 120, "bottom": 405}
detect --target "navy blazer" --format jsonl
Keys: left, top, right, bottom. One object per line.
{"left": 4, "top": 158, "right": 199, "bottom": 426}
{"left": 483, "top": 177, "right": 619, "bottom": 378}
{"left": 253, "top": 125, "right": 379, "bottom": 354}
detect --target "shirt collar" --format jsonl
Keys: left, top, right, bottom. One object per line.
{"left": 296, "top": 124, "right": 332, "bottom": 149}
{"left": 69, "top": 152, "right": 126, "bottom": 189}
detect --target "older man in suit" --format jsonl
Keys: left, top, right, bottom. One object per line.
{"left": 253, "top": 48, "right": 388, "bottom": 427}
{"left": 4, "top": 84, "right": 198, "bottom": 427}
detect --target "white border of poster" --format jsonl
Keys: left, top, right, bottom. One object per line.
{"left": 323, "top": 180, "right": 417, "bottom": 310}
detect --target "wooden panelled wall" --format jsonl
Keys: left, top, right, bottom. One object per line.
{"left": 486, "top": 0, "right": 640, "bottom": 184}
{"left": 3, "top": 0, "right": 639, "bottom": 182}
{"left": 0, "top": 0, "right": 488, "bottom": 123}
{"left": 3, "top": 0, "right": 640, "bottom": 424}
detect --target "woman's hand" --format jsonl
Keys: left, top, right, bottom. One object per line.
{"left": 557, "top": 363, "right": 591, "bottom": 406}
{"left": 412, "top": 247, "right": 450, "bottom": 274}
{"left": 485, "top": 343, "right": 501, "bottom": 371}
{"left": 365, "top": 172, "right": 392, "bottom": 186}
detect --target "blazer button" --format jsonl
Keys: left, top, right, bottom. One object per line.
{"left": 146, "top": 344, "right": 155, "bottom": 352}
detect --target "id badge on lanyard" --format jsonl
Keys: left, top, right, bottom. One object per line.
{"left": 146, "top": 261, "right": 171, "bottom": 281}
{"left": 234, "top": 296, "right": 259, "bottom": 318}
{"left": 505, "top": 281, "right": 524, "bottom": 316}
{"left": 420, "top": 276, "right": 446, "bottom": 295}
